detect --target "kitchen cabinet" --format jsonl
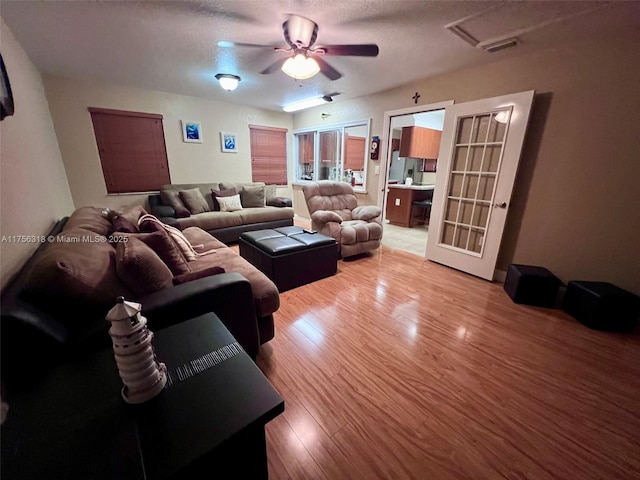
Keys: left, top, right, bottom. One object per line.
{"left": 320, "top": 130, "right": 338, "bottom": 163}
{"left": 344, "top": 134, "right": 366, "bottom": 171}
{"left": 399, "top": 126, "right": 442, "bottom": 159}
{"left": 385, "top": 185, "right": 434, "bottom": 227}
{"left": 391, "top": 138, "right": 401, "bottom": 152}
{"left": 298, "top": 133, "right": 314, "bottom": 164}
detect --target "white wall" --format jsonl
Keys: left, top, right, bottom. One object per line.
{"left": 43, "top": 76, "right": 294, "bottom": 210}
{"left": 293, "top": 30, "right": 640, "bottom": 295}
{"left": 0, "top": 18, "right": 74, "bottom": 288}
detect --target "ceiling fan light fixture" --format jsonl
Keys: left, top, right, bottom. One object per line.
{"left": 282, "top": 95, "right": 330, "bottom": 113}
{"left": 215, "top": 73, "right": 241, "bottom": 91}
{"left": 281, "top": 54, "right": 320, "bottom": 80}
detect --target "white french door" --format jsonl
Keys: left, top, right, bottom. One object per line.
{"left": 425, "top": 90, "right": 534, "bottom": 280}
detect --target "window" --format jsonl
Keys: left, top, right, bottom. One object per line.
{"left": 89, "top": 108, "right": 170, "bottom": 194}
{"left": 249, "top": 125, "right": 288, "bottom": 185}
{"left": 294, "top": 119, "right": 370, "bottom": 192}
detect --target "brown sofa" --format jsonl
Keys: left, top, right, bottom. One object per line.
{"left": 149, "top": 182, "right": 294, "bottom": 243}
{"left": 1, "top": 206, "right": 280, "bottom": 387}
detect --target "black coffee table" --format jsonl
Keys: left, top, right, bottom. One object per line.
{"left": 1, "top": 313, "right": 284, "bottom": 479}
{"left": 239, "top": 226, "right": 338, "bottom": 292}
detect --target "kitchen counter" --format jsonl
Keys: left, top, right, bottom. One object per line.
{"left": 388, "top": 183, "right": 435, "bottom": 191}
{"left": 385, "top": 184, "right": 434, "bottom": 228}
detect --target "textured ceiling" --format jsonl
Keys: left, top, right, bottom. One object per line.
{"left": 1, "top": 0, "right": 637, "bottom": 112}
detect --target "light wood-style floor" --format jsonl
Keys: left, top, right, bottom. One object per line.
{"left": 253, "top": 245, "right": 640, "bottom": 479}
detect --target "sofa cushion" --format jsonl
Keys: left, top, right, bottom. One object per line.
{"left": 242, "top": 185, "right": 266, "bottom": 208}
{"left": 238, "top": 207, "right": 295, "bottom": 225}
{"left": 182, "top": 226, "right": 227, "bottom": 251}
{"left": 218, "top": 194, "right": 243, "bottom": 212}
{"left": 63, "top": 207, "right": 114, "bottom": 236}
{"left": 180, "top": 188, "right": 210, "bottom": 214}
{"left": 211, "top": 188, "right": 237, "bottom": 211}
{"left": 172, "top": 265, "right": 226, "bottom": 285}
{"left": 22, "top": 227, "right": 132, "bottom": 311}
{"left": 340, "top": 220, "right": 383, "bottom": 245}
{"left": 160, "top": 190, "right": 191, "bottom": 218}
{"left": 115, "top": 236, "right": 174, "bottom": 296}
{"left": 172, "top": 211, "right": 244, "bottom": 231}
{"left": 192, "top": 247, "right": 279, "bottom": 318}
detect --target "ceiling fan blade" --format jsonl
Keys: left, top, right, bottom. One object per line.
{"left": 227, "top": 42, "right": 282, "bottom": 50}
{"left": 260, "top": 57, "right": 287, "bottom": 75}
{"left": 318, "top": 44, "right": 379, "bottom": 57}
{"left": 315, "top": 57, "right": 342, "bottom": 81}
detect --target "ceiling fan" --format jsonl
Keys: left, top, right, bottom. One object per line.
{"left": 250, "top": 14, "right": 379, "bottom": 81}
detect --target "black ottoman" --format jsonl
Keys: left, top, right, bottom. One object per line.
{"left": 503, "top": 264, "right": 561, "bottom": 307}
{"left": 562, "top": 281, "right": 640, "bottom": 331}
{"left": 239, "top": 227, "right": 338, "bottom": 292}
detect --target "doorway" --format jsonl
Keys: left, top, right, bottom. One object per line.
{"left": 378, "top": 101, "right": 453, "bottom": 257}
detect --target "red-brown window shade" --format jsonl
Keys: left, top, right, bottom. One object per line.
{"left": 89, "top": 108, "right": 171, "bottom": 194}
{"left": 249, "top": 125, "right": 288, "bottom": 185}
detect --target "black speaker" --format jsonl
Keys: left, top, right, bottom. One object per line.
{"left": 562, "top": 281, "right": 640, "bottom": 331}
{"left": 503, "top": 264, "right": 561, "bottom": 308}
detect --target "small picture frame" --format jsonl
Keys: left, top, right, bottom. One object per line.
{"left": 220, "top": 132, "right": 238, "bottom": 153}
{"left": 181, "top": 120, "right": 202, "bottom": 143}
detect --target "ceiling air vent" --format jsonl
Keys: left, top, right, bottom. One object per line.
{"left": 445, "top": 24, "right": 479, "bottom": 47}
{"left": 478, "top": 37, "right": 519, "bottom": 53}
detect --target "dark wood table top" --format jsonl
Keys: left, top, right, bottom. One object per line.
{"left": 1, "top": 313, "right": 284, "bottom": 479}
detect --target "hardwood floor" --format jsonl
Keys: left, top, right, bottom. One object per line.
{"left": 254, "top": 245, "right": 640, "bottom": 479}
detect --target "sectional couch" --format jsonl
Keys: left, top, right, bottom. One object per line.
{"left": 149, "top": 182, "right": 294, "bottom": 243}
{"left": 0, "top": 205, "right": 281, "bottom": 389}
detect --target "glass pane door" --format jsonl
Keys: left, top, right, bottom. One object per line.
{"left": 440, "top": 110, "right": 508, "bottom": 255}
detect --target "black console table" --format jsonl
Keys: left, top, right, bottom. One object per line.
{"left": 1, "top": 313, "right": 284, "bottom": 479}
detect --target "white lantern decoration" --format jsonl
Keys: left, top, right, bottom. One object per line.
{"left": 105, "top": 297, "right": 167, "bottom": 404}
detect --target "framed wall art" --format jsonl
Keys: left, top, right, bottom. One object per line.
{"left": 220, "top": 132, "right": 237, "bottom": 153}
{"left": 181, "top": 120, "right": 202, "bottom": 143}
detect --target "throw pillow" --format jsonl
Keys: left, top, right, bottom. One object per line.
{"left": 242, "top": 185, "right": 266, "bottom": 208}
{"left": 160, "top": 190, "right": 191, "bottom": 218}
{"left": 112, "top": 215, "right": 139, "bottom": 234}
{"left": 219, "top": 182, "right": 265, "bottom": 196}
{"left": 179, "top": 188, "right": 210, "bottom": 214}
{"left": 217, "top": 194, "right": 243, "bottom": 212}
{"left": 211, "top": 188, "right": 236, "bottom": 211}
{"left": 137, "top": 214, "right": 204, "bottom": 261}
{"left": 172, "top": 266, "right": 226, "bottom": 285}
{"left": 135, "top": 230, "right": 191, "bottom": 275}
{"left": 265, "top": 185, "right": 277, "bottom": 202}
{"left": 118, "top": 205, "right": 148, "bottom": 231}
{"left": 115, "top": 237, "right": 173, "bottom": 296}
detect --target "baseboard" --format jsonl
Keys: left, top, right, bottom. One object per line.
{"left": 494, "top": 269, "right": 507, "bottom": 284}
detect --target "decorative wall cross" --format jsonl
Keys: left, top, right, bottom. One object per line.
{"left": 412, "top": 92, "right": 421, "bottom": 104}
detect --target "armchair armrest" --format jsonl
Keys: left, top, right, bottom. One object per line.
{"left": 266, "top": 196, "right": 292, "bottom": 207}
{"left": 141, "top": 272, "right": 259, "bottom": 357}
{"left": 151, "top": 204, "right": 176, "bottom": 219}
{"left": 148, "top": 194, "right": 176, "bottom": 218}
{"left": 352, "top": 205, "right": 382, "bottom": 221}
{"left": 311, "top": 210, "right": 343, "bottom": 224}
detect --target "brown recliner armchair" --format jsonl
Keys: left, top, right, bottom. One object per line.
{"left": 302, "top": 181, "right": 383, "bottom": 258}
